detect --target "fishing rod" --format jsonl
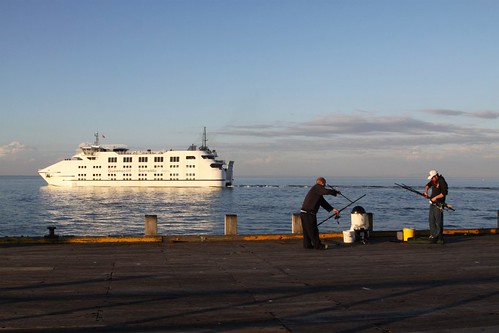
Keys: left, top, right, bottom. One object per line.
{"left": 327, "top": 184, "right": 353, "bottom": 202}
{"left": 395, "top": 183, "right": 455, "bottom": 211}
{"left": 318, "top": 194, "right": 367, "bottom": 226}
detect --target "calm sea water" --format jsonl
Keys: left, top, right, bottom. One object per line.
{"left": 0, "top": 176, "right": 498, "bottom": 237}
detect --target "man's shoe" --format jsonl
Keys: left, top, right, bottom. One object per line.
{"left": 317, "top": 244, "right": 329, "bottom": 250}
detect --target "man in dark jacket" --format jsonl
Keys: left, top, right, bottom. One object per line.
{"left": 300, "top": 177, "right": 340, "bottom": 250}
{"left": 424, "top": 170, "right": 448, "bottom": 243}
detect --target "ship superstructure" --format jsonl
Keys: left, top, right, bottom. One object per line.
{"left": 38, "top": 128, "right": 234, "bottom": 187}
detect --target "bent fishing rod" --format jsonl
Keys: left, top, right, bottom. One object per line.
{"left": 394, "top": 183, "right": 455, "bottom": 211}
{"left": 318, "top": 194, "right": 367, "bottom": 226}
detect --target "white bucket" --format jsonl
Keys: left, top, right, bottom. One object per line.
{"left": 350, "top": 213, "right": 366, "bottom": 231}
{"left": 343, "top": 230, "right": 355, "bottom": 243}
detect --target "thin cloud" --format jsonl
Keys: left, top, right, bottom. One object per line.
{"left": 306, "top": 114, "right": 445, "bottom": 135}
{"left": 219, "top": 113, "right": 469, "bottom": 139}
{"left": 423, "top": 109, "right": 499, "bottom": 119}
{"left": 0, "top": 141, "right": 26, "bottom": 158}
{"left": 470, "top": 111, "right": 499, "bottom": 119}
{"left": 216, "top": 113, "right": 499, "bottom": 158}
{"left": 425, "top": 109, "right": 466, "bottom": 116}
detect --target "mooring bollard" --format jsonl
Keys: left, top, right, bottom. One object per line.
{"left": 144, "top": 215, "right": 158, "bottom": 236}
{"left": 367, "top": 212, "right": 374, "bottom": 231}
{"left": 292, "top": 213, "right": 302, "bottom": 234}
{"left": 46, "top": 226, "right": 57, "bottom": 238}
{"left": 225, "top": 214, "right": 237, "bottom": 235}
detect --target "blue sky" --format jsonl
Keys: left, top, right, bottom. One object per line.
{"left": 1, "top": 0, "right": 498, "bottom": 178}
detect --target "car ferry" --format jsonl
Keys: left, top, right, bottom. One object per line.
{"left": 38, "top": 128, "right": 234, "bottom": 187}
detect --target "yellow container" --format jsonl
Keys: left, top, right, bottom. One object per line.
{"left": 403, "top": 228, "right": 415, "bottom": 241}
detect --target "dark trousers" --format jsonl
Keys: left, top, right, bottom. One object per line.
{"left": 300, "top": 212, "right": 322, "bottom": 249}
{"left": 429, "top": 204, "right": 444, "bottom": 239}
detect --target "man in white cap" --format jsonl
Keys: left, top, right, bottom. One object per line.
{"left": 424, "top": 170, "right": 448, "bottom": 243}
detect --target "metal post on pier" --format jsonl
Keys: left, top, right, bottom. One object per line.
{"left": 145, "top": 215, "right": 158, "bottom": 236}
{"left": 225, "top": 214, "right": 238, "bottom": 235}
{"left": 46, "top": 226, "right": 57, "bottom": 238}
{"left": 367, "top": 213, "right": 374, "bottom": 231}
{"left": 292, "top": 213, "right": 302, "bottom": 234}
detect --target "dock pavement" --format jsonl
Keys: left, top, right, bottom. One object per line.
{"left": 1, "top": 233, "right": 498, "bottom": 332}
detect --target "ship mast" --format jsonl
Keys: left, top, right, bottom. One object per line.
{"left": 200, "top": 127, "right": 208, "bottom": 151}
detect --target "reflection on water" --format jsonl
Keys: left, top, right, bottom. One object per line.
{"left": 39, "top": 186, "right": 228, "bottom": 236}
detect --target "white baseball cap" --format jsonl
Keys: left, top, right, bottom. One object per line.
{"left": 427, "top": 170, "right": 438, "bottom": 180}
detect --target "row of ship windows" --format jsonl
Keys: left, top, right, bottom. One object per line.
{"left": 77, "top": 178, "right": 192, "bottom": 181}
{"left": 79, "top": 165, "right": 190, "bottom": 169}
{"left": 78, "top": 173, "right": 193, "bottom": 178}
{"left": 106, "top": 156, "right": 196, "bottom": 163}
{"left": 86, "top": 178, "right": 182, "bottom": 181}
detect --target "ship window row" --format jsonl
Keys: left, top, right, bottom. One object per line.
{"left": 90, "top": 156, "right": 192, "bottom": 165}
{"left": 93, "top": 166, "right": 102, "bottom": 169}
{"left": 186, "top": 165, "right": 196, "bottom": 168}
{"left": 75, "top": 174, "right": 189, "bottom": 180}
{"left": 117, "top": 157, "right": 171, "bottom": 163}
{"left": 170, "top": 165, "right": 179, "bottom": 168}
{"left": 78, "top": 166, "right": 87, "bottom": 169}
{"left": 107, "top": 164, "right": 165, "bottom": 168}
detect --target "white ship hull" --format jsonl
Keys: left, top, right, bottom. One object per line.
{"left": 38, "top": 130, "right": 234, "bottom": 188}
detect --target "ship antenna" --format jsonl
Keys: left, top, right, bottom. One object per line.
{"left": 94, "top": 132, "right": 99, "bottom": 146}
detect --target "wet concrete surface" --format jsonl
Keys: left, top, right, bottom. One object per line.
{"left": 1, "top": 234, "right": 498, "bottom": 332}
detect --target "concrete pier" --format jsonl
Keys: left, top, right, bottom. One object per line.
{"left": 0, "top": 233, "right": 498, "bottom": 332}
